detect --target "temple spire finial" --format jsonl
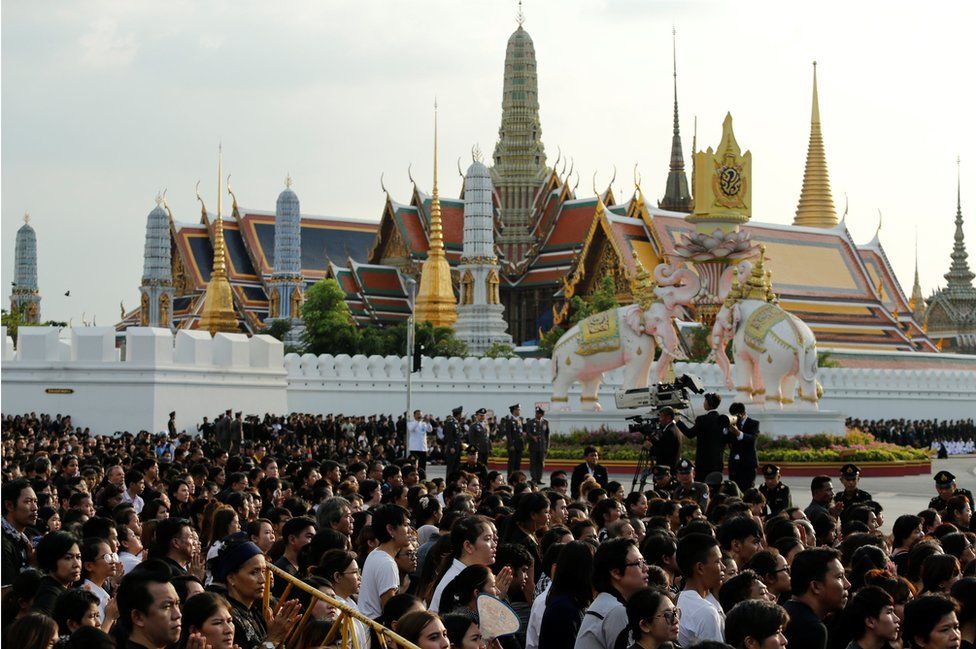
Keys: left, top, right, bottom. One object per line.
{"left": 659, "top": 26, "right": 692, "bottom": 212}
{"left": 23, "top": 211, "right": 30, "bottom": 224}
{"left": 793, "top": 61, "right": 838, "bottom": 228}
{"left": 945, "top": 155, "right": 975, "bottom": 290}
{"left": 285, "top": 173, "right": 293, "bottom": 189}
{"left": 198, "top": 142, "right": 238, "bottom": 335}
{"left": 516, "top": 0, "right": 524, "bottom": 26}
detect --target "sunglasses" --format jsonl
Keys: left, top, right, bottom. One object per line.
{"left": 653, "top": 609, "right": 681, "bottom": 624}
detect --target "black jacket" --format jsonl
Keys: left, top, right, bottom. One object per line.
{"left": 652, "top": 422, "right": 682, "bottom": 469}
{"left": 570, "top": 462, "right": 609, "bottom": 499}
{"left": 676, "top": 410, "right": 729, "bottom": 477}
{"left": 728, "top": 416, "right": 760, "bottom": 470}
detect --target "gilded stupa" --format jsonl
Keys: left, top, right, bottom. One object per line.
{"left": 793, "top": 62, "right": 838, "bottom": 228}
{"left": 412, "top": 104, "right": 458, "bottom": 327}
{"left": 197, "top": 146, "right": 240, "bottom": 335}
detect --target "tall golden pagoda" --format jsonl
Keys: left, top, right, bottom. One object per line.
{"left": 794, "top": 62, "right": 838, "bottom": 228}
{"left": 413, "top": 103, "right": 458, "bottom": 327}
{"left": 198, "top": 145, "right": 239, "bottom": 335}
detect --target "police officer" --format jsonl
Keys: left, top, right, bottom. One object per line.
{"left": 650, "top": 465, "right": 676, "bottom": 500}
{"left": 442, "top": 406, "right": 464, "bottom": 477}
{"left": 671, "top": 459, "right": 709, "bottom": 508}
{"left": 759, "top": 464, "right": 793, "bottom": 516}
{"left": 468, "top": 408, "right": 491, "bottom": 466}
{"left": 459, "top": 444, "right": 489, "bottom": 486}
{"left": 834, "top": 464, "right": 872, "bottom": 513}
{"left": 525, "top": 407, "right": 550, "bottom": 485}
{"left": 929, "top": 470, "right": 975, "bottom": 512}
{"left": 500, "top": 404, "right": 525, "bottom": 477}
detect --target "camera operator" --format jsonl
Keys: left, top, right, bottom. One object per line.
{"left": 654, "top": 407, "right": 682, "bottom": 470}
{"left": 675, "top": 393, "right": 729, "bottom": 478}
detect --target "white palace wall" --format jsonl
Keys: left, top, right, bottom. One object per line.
{"left": 2, "top": 325, "right": 975, "bottom": 434}
{"left": 1, "top": 327, "right": 287, "bottom": 434}
{"left": 285, "top": 353, "right": 976, "bottom": 421}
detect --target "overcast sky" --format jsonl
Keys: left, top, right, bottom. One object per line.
{"left": 3, "top": 0, "right": 974, "bottom": 325}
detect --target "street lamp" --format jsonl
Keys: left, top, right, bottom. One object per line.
{"left": 405, "top": 277, "right": 417, "bottom": 427}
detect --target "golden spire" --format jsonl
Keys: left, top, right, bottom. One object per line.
{"left": 413, "top": 100, "right": 458, "bottom": 327}
{"left": 742, "top": 246, "right": 776, "bottom": 302}
{"left": 794, "top": 62, "right": 838, "bottom": 228}
{"left": 198, "top": 143, "right": 238, "bottom": 335}
{"left": 630, "top": 251, "right": 658, "bottom": 310}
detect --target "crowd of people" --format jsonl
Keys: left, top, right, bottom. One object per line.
{"left": 1, "top": 407, "right": 974, "bottom": 649}
{"left": 848, "top": 418, "right": 976, "bottom": 455}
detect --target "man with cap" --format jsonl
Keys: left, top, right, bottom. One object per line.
{"left": 650, "top": 465, "right": 676, "bottom": 500}
{"left": 468, "top": 408, "right": 491, "bottom": 466}
{"left": 727, "top": 402, "right": 760, "bottom": 493}
{"left": 833, "top": 464, "right": 872, "bottom": 513}
{"left": 929, "top": 471, "right": 975, "bottom": 512}
{"left": 654, "top": 407, "right": 682, "bottom": 469}
{"left": 500, "top": 404, "right": 525, "bottom": 477}
{"left": 525, "top": 406, "right": 551, "bottom": 485}
{"left": 759, "top": 464, "right": 793, "bottom": 516}
{"left": 671, "top": 459, "right": 709, "bottom": 508}
{"left": 460, "top": 444, "right": 488, "bottom": 486}
{"left": 442, "top": 406, "right": 465, "bottom": 477}
{"left": 167, "top": 411, "right": 177, "bottom": 437}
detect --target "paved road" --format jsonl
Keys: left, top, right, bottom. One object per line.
{"left": 423, "top": 457, "right": 976, "bottom": 534}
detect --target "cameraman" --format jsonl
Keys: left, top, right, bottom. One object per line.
{"left": 654, "top": 407, "right": 682, "bottom": 470}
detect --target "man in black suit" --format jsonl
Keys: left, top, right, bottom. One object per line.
{"left": 570, "top": 446, "right": 609, "bottom": 499}
{"left": 653, "top": 406, "right": 682, "bottom": 470}
{"left": 727, "top": 402, "right": 760, "bottom": 492}
{"left": 675, "top": 393, "right": 730, "bottom": 478}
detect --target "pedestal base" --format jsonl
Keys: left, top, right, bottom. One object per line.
{"left": 547, "top": 410, "right": 634, "bottom": 435}
{"left": 756, "top": 409, "right": 846, "bottom": 437}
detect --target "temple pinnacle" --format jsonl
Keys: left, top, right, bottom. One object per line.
{"left": 660, "top": 26, "right": 691, "bottom": 212}
{"left": 945, "top": 156, "right": 975, "bottom": 290}
{"left": 793, "top": 61, "right": 838, "bottom": 228}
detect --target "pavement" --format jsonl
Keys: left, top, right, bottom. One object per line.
{"left": 422, "top": 456, "right": 976, "bottom": 535}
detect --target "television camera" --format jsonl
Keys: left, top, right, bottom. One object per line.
{"left": 614, "top": 374, "right": 705, "bottom": 491}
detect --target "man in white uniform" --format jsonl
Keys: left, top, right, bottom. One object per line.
{"left": 407, "top": 409, "right": 433, "bottom": 472}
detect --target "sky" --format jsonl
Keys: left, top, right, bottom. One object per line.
{"left": 2, "top": 0, "right": 975, "bottom": 325}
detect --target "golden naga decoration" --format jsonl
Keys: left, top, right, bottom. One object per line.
{"left": 688, "top": 113, "right": 752, "bottom": 228}
{"left": 413, "top": 101, "right": 458, "bottom": 327}
{"left": 198, "top": 144, "right": 239, "bottom": 336}
{"left": 264, "top": 564, "right": 420, "bottom": 649}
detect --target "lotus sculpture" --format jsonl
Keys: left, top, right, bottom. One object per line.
{"left": 674, "top": 228, "right": 761, "bottom": 262}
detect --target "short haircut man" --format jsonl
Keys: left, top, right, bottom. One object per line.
{"left": 718, "top": 516, "right": 764, "bottom": 566}
{"left": 117, "top": 561, "right": 183, "bottom": 649}
{"left": 783, "top": 548, "right": 850, "bottom": 649}
{"left": 676, "top": 533, "right": 725, "bottom": 646}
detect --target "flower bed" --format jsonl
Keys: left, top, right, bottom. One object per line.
{"left": 491, "top": 429, "right": 930, "bottom": 464}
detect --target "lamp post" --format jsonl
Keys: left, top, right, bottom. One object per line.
{"left": 405, "top": 278, "right": 417, "bottom": 429}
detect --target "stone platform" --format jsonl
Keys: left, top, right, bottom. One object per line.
{"left": 547, "top": 410, "right": 636, "bottom": 434}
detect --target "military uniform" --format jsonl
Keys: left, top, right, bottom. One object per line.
{"left": 671, "top": 459, "right": 709, "bottom": 507}
{"left": 650, "top": 465, "right": 676, "bottom": 500}
{"left": 442, "top": 407, "right": 464, "bottom": 477}
{"left": 460, "top": 447, "right": 489, "bottom": 485}
{"left": 526, "top": 409, "right": 550, "bottom": 484}
{"left": 468, "top": 409, "right": 491, "bottom": 465}
{"left": 758, "top": 464, "right": 793, "bottom": 516}
{"left": 500, "top": 405, "right": 525, "bottom": 475}
{"left": 928, "top": 470, "right": 975, "bottom": 512}
{"left": 835, "top": 465, "right": 873, "bottom": 512}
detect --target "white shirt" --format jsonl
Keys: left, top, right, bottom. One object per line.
{"left": 337, "top": 593, "right": 369, "bottom": 648}
{"left": 676, "top": 590, "right": 724, "bottom": 646}
{"left": 407, "top": 419, "right": 433, "bottom": 453}
{"left": 82, "top": 579, "right": 111, "bottom": 621}
{"left": 429, "top": 558, "right": 466, "bottom": 613}
{"left": 359, "top": 548, "right": 401, "bottom": 619}
{"left": 121, "top": 490, "right": 144, "bottom": 514}
{"left": 526, "top": 581, "right": 550, "bottom": 649}
{"left": 575, "top": 592, "right": 627, "bottom": 649}
{"left": 119, "top": 551, "right": 142, "bottom": 575}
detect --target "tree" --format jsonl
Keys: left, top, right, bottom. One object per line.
{"left": 414, "top": 322, "right": 468, "bottom": 358}
{"left": 1, "top": 306, "right": 23, "bottom": 340}
{"left": 261, "top": 318, "right": 293, "bottom": 342}
{"left": 538, "top": 276, "right": 620, "bottom": 356}
{"left": 484, "top": 342, "right": 516, "bottom": 358}
{"left": 300, "top": 279, "right": 360, "bottom": 355}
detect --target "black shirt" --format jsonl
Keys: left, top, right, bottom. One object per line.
{"left": 782, "top": 599, "right": 827, "bottom": 649}
{"left": 227, "top": 593, "right": 269, "bottom": 649}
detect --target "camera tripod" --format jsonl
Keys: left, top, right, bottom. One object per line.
{"left": 631, "top": 442, "right": 656, "bottom": 493}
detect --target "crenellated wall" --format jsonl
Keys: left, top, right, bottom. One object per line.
{"left": 1, "top": 326, "right": 287, "bottom": 434}
{"left": 284, "top": 353, "right": 976, "bottom": 421}
{"left": 3, "top": 325, "right": 974, "bottom": 435}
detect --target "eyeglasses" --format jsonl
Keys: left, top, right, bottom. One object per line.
{"left": 652, "top": 609, "right": 681, "bottom": 624}
{"left": 625, "top": 558, "right": 648, "bottom": 569}
{"left": 774, "top": 567, "right": 791, "bottom": 574}
{"left": 101, "top": 553, "right": 119, "bottom": 564}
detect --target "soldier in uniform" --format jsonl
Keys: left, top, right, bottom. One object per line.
{"left": 834, "top": 463, "right": 872, "bottom": 513}
{"left": 500, "top": 404, "right": 525, "bottom": 477}
{"left": 459, "top": 444, "right": 488, "bottom": 486}
{"left": 468, "top": 408, "right": 491, "bottom": 467}
{"left": 650, "top": 465, "right": 676, "bottom": 500}
{"left": 229, "top": 411, "right": 244, "bottom": 455}
{"left": 526, "top": 407, "right": 550, "bottom": 485}
{"left": 167, "top": 411, "right": 177, "bottom": 437}
{"left": 671, "top": 459, "right": 709, "bottom": 508}
{"left": 759, "top": 464, "right": 792, "bottom": 516}
{"left": 442, "top": 406, "right": 464, "bottom": 477}
{"left": 929, "top": 470, "right": 975, "bottom": 512}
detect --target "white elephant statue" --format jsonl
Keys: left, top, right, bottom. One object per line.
{"left": 710, "top": 254, "right": 822, "bottom": 409}
{"left": 550, "top": 262, "right": 700, "bottom": 411}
